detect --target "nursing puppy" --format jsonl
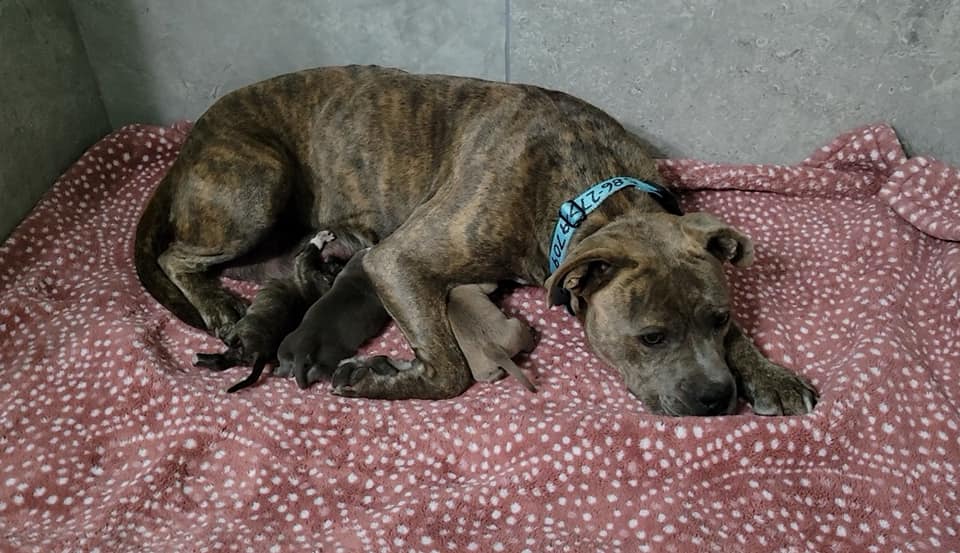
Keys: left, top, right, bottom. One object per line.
{"left": 447, "top": 283, "right": 537, "bottom": 393}
{"left": 274, "top": 248, "right": 391, "bottom": 389}
{"left": 277, "top": 252, "right": 538, "bottom": 392}
{"left": 283, "top": 278, "right": 539, "bottom": 392}
{"left": 205, "top": 233, "right": 538, "bottom": 393}
{"left": 192, "top": 231, "right": 345, "bottom": 392}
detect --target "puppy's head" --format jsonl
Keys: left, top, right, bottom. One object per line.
{"left": 545, "top": 212, "right": 754, "bottom": 416}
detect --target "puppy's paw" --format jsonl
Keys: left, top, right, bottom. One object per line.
{"left": 193, "top": 351, "right": 238, "bottom": 371}
{"left": 276, "top": 329, "right": 335, "bottom": 389}
{"left": 272, "top": 359, "right": 294, "bottom": 379}
{"left": 273, "top": 341, "right": 303, "bottom": 380}
{"left": 330, "top": 356, "right": 413, "bottom": 398}
{"left": 471, "top": 365, "right": 506, "bottom": 383}
{"left": 743, "top": 362, "right": 818, "bottom": 416}
{"left": 205, "top": 293, "right": 249, "bottom": 346}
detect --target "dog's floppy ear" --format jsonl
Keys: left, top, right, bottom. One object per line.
{"left": 681, "top": 212, "right": 754, "bottom": 267}
{"left": 544, "top": 248, "right": 632, "bottom": 315}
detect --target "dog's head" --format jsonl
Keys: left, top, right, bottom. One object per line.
{"left": 545, "top": 212, "right": 754, "bottom": 416}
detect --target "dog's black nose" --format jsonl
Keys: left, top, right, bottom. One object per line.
{"left": 694, "top": 380, "right": 736, "bottom": 415}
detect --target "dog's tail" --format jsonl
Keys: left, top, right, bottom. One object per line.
{"left": 133, "top": 175, "right": 206, "bottom": 329}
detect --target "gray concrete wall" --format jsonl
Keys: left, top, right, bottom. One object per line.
{"left": 70, "top": 0, "right": 507, "bottom": 127}
{"left": 0, "top": 0, "right": 110, "bottom": 240}
{"left": 64, "top": 0, "right": 960, "bottom": 165}
{"left": 511, "top": 0, "right": 960, "bottom": 164}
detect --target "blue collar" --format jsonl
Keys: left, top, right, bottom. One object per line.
{"left": 548, "top": 176, "right": 681, "bottom": 274}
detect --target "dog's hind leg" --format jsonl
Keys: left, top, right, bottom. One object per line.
{"left": 159, "top": 246, "right": 250, "bottom": 343}
{"left": 158, "top": 136, "right": 295, "bottom": 342}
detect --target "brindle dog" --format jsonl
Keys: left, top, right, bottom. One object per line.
{"left": 135, "top": 65, "right": 817, "bottom": 416}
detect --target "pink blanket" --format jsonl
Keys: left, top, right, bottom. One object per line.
{"left": 1, "top": 123, "right": 958, "bottom": 552}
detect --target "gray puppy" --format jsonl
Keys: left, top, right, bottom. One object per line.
{"left": 274, "top": 248, "right": 391, "bottom": 389}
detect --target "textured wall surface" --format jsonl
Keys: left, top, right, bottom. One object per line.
{"left": 60, "top": 0, "right": 960, "bottom": 165}
{"left": 511, "top": 0, "right": 960, "bottom": 163}
{"left": 0, "top": 0, "right": 109, "bottom": 240}
{"left": 71, "top": 0, "right": 507, "bottom": 127}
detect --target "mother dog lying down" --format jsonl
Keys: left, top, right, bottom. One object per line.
{"left": 134, "top": 64, "right": 816, "bottom": 416}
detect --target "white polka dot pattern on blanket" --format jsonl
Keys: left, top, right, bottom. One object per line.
{"left": 0, "top": 123, "right": 958, "bottom": 552}
{"left": 879, "top": 155, "right": 960, "bottom": 241}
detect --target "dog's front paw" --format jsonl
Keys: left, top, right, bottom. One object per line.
{"left": 331, "top": 356, "right": 415, "bottom": 398}
{"left": 742, "top": 362, "right": 818, "bottom": 416}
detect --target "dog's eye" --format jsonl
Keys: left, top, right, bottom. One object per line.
{"left": 639, "top": 331, "right": 666, "bottom": 347}
{"left": 712, "top": 311, "right": 730, "bottom": 328}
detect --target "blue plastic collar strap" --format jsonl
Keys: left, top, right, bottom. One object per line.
{"left": 548, "top": 176, "right": 669, "bottom": 274}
